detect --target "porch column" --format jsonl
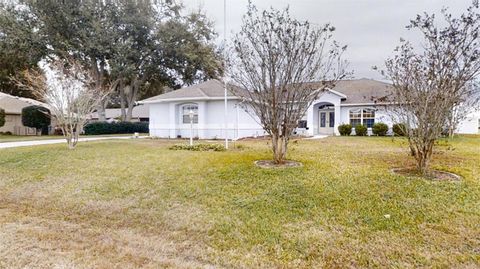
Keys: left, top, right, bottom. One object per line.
{"left": 334, "top": 104, "right": 340, "bottom": 136}
{"left": 306, "top": 105, "right": 314, "bottom": 136}
{"left": 169, "top": 103, "right": 176, "bottom": 138}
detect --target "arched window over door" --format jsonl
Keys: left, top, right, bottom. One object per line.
{"left": 181, "top": 103, "right": 198, "bottom": 124}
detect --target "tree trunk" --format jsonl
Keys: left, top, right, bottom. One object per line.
{"left": 62, "top": 124, "right": 79, "bottom": 150}
{"left": 125, "top": 78, "right": 142, "bottom": 122}
{"left": 119, "top": 82, "right": 127, "bottom": 121}
{"left": 121, "top": 83, "right": 134, "bottom": 122}
{"left": 271, "top": 133, "right": 288, "bottom": 164}
{"left": 448, "top": 117, "right": 456, "bottom": 138}
{"left": 72, "top": 128, "right": 79, "bottom": 148}
{"left": 97, "top": 103, "right": 107, "bottom": 122}
{"left": 92, "top": 59, "right": 107, "bottom": 121}
{"left": 62, "top": 125, "right": 74, "bottom": 150}
{"left": 416, "top": 152, "right": 428, "bottom": 175}
{"left": 126, "top": 99, "right": 134, "bottom": 122}
{"left": 414, "top": 140, "right": 434, "bottom": 175}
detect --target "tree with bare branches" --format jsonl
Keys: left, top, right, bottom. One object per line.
{"left": 383, "top": 2, "right": 480, "bottom": 174}
{"left": 228, "top": 3, "right": 348, "bottom": 164}
{"left": 445, "top": 80, "right": 480, "bottom": 137}
{"left": 16, "top": 59, "right": 111, "bottom": 149}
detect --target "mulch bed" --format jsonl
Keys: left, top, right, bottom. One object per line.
{"left": 255, "top": 160, "right": 303, "bottom": 169}
{"left": 391, "top": 167, "right": 461, "bottom": 181}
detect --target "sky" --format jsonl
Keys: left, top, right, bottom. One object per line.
{"left": 181, "top": 0, "right": 474, "bottom": 80}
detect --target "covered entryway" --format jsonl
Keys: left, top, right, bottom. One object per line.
{"left": 308, "top": 102, "right": 337, "bottom": 135}
{"left": 318, "top": 109, "right": 335, "bottom": 135}
{"left": 306, "top": 90, "right": 343, "bottom": 136}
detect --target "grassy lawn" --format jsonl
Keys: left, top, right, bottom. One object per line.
{"left": 0, "top": 136, "right": 478, "bottom": 268}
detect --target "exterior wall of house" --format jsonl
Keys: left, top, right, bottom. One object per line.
{"left": 202, "top": 100, "right": 265, "bottom": 139}
{"left": 149, "top": 103, "right": 171, "bottom": 138}
{"left": 148, "top": 97, "right": 479, "bottom": 139}
{"left": 0, "top": 114, "right": 37, "bottom": 135}
{"left": 148, "top": 99, "right": 264, "bottom": 139}
{"left": 306, "top": 91, "right": 342, "bottom": 136}
{"left": 457, "top": 112, "right": 479, "bottom": 134}
{"left": 339, "top": 106, "right": 394, "bottom": 135}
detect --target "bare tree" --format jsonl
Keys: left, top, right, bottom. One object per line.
{"left": 446, "top": 80, "right": 480, "bottom": 137}
{"left": 383, "top": 2, "right": 480, "bottom": 174}
{"left": 228, "top": 3, "right": 348, "bottom": 164}
{"left": 16, "top": 59, "right": 112, "bottom": 149}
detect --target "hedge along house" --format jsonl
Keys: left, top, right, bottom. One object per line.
{"left": 0, "top": 92, "right": 51, "bottom": 135}
{"left": 141, "top": 79, "right": 480, "bottom": 139}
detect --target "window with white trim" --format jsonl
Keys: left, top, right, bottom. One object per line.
{"left": 181, "top": 104, "right": 198, "bottom": 124}
{"left": 349, "top": 108, "right": 375, "bottom": 128}
{"left": 362, "top": 108, "right": 375, "bottom": 128}
{"left": 349, "top": 109, "right": 362, "bottom": 127}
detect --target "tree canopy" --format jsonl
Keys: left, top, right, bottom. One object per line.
{"left": 0, "top": 0, "right": 222, "bottom": 119}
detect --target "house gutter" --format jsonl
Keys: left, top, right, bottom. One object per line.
{"left": 340, "top": 102, "right": 393, "bottom": 107}
{"left": 138, "top": 96, "right": 240, "bottom": 104}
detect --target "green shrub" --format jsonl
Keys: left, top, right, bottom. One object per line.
{"left": 372, "top": 122, "right": 388, "bottom": 136}
{"left": 338, "top": 124, "right": 352, "bottom": 136}
{"left": 21, "top": 105, "right": 51, "bottom": 134}
{"left": 393, "top": 123, "right": 407, "bottom": 136}
{"left": 355, "top": 125, "right": 367, "bottom": 136}
{"left": 0, "top": 108, "right": 5, "bottom": 127}
{"left": 169, "top": 143, "right": 226, "bottom": 152}
{"left": 84, "top": 121, "right": 149, "bottom": 135}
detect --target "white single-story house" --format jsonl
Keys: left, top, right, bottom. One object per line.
{"left": 140, "top": 79, "right": 480, "bottom": 139}
{"left": 88, "top": 104, "right": 150, "bottom": 123}
{"left": 0, "top": 92, "right": 52, "bottom": 135}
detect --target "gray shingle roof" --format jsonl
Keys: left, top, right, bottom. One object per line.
{"left": 140, "top": 78, "right": 393, "bottom": 105}
{"left": 141, "top": 79, "right": 236, "bottom": 103}
{"left": 331, "top": 79, "right": 393, "bottom": 104}
{"left": 0, "top": 92, "right": 48, "bottom": 114}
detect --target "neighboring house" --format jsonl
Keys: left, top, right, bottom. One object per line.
{"left": 88, "top": 104, "right": 150, "bottom": 122}
{"left": 0, "top": 92, "right": 50, "bottom": 135}
{"left": 457, "top": 111, "right": 480, "bottom": 134}
{"left": 140, "top": 79, "right": 480, "bottom": 139}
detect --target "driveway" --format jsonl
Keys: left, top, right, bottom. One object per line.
{"left": 0, "top": 136, "right": 146, "bottom": 149}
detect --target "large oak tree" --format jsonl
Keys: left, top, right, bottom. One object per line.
{"left": 0, "top": 0, "right": 222, "bottom": 120}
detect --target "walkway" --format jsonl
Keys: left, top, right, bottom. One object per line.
{"left": 0, "top": 136, "right": 147, "bottom": 149}
{"left": 304, "top": 135, "right": 329, "bottom": 140}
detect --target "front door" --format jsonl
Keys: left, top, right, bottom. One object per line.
{"left": 318, "top": 110, "right": 335, "bottom": 135}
